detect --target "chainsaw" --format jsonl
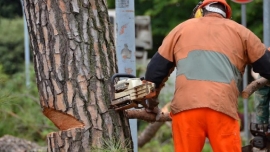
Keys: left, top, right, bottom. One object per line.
{"left": 109, "top": 73, "right": 158, "bottom": 111}
{"left": 242, "top": 123, "right": 270, "bottom": 152}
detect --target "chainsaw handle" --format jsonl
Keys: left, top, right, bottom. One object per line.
{"left": 110, "top": 73, "right": 137, "bottom": 101}
{"left": 110, "top": 73, "right": 136, "bottom": 84}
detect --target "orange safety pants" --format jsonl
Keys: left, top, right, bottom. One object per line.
{"left": 171, "top": 108, "right": 241, "bottom": 152}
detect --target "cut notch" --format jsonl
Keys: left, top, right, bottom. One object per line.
{"left": 43, "top": 108, "right": 85, "bottom": 130}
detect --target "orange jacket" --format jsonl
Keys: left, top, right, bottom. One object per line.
{"left": 145, "top": 14, "right": 270, "bottom": 120}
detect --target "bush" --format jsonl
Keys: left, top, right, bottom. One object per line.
{"left": 0, "top": 65, "right": 56, "bottom": 145}
{"left": 0, "top": 17, "right": 27, "bottom": 75}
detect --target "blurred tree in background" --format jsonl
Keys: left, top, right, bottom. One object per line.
{"left": 0, "top": 18, "right": 25, "bottom": 75}
{"left": 0, "top": 0, "right": 55, "bottom": 145}
{"left": 0, "top": 0, "right": 26, "bottom": 75}
{"left": 108, "top": 0, "right": 263, "bottom": 57}
{"left": 0, "top": 65, "right": 56, "bottom": 145}
{"left": 0, "top": 0, "right": 22, "bottom": 18}
{"left": 0, "top": 0, "right": 264, "bottom": 70}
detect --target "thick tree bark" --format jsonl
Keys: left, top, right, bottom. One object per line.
{"left": 22, "top": 0, "right": 133, "bottom": 151}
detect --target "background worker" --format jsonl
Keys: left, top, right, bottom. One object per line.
{"left": 144, "top": 0, "right": 270, "bottom": 151}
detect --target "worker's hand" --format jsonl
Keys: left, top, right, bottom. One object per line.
{"left": 145, "top": 106, "right": 159, "bottom": 113}
{"left": 146, "top": 97, "right": 159, "bottom": 110}
{"left": 145, "top": 106, "right": 162, "bottom": 121}
{"left": 145, "top": 97, "right": 161, "bottom": 121}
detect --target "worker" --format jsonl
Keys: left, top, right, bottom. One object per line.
{"left": 144, "top": 0, "right": 270, "bottom": 151}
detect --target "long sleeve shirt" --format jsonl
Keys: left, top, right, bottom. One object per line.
{"left": 145, "top": 14, "right": 270, "bottom": 120}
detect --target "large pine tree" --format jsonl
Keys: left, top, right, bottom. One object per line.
{"left": 22, "top": 0, "right": 133, "bottom": 151}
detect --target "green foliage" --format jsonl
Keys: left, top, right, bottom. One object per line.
{"left": 109, "top": 0, "right": 264, "bottom": 57}
{"left": 228, "top": 0, "right": 263, "bottom": 40}
{"left": 134, "top": 0, "right": 197, "bottom": 57}
{"left": 0, "top": 64, "right": 57, "bottom": 145}
{"left": 246, "top": 0, "right": 263, "bottom": 40}
{"left": 0, "top": 0, "right": 23, "bottom": 18}
{"left": 107, "top": 0, "right": 115, "bottom": 9}
{"left": 0, "top": 17, "right": 27, "bottom": 75}
{"left": 91, "top": 138, "right": 132, "bottom": 152}
{"left": 138, "top": 124, "right": 174, "bottom": 152}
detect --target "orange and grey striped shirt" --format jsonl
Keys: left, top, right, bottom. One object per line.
{"left": 145, "top": 14, "right": 270, "bottom": 120}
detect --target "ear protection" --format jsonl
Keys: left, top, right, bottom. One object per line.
{"left": 194, "top": 8, "right": 203, "bottom": 18}
{"left": 192, "top": 1, "right": 203, "bottom": 18}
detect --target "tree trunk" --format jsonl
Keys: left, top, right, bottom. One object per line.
{"left": 22, "top": 0, "right": 133, "bottom": 151}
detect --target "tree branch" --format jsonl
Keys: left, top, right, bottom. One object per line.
{"left": 137, "top": 103, "right": 171, "bottom": 147}
{"left": 138, "top": 121, "right": 165, "bottom": 147}
{"left": 125, "top": 77, "right": 270, "bottom": 121}
{"left": 242, "top": 77, "right": 270, "bottom": 99}
{"left": 125, "top": 102, "right": 171, "bottom": 122}
{"left": 125, "top": 109, "right": 171, "bottom": 122}
{"left": 124, "top": 77, "right": 270, "bottom": 148}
